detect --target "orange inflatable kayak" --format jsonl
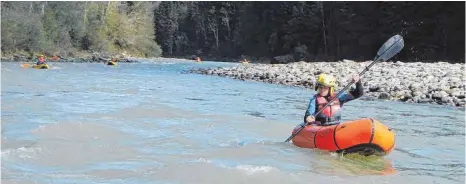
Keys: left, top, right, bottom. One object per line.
{"left": 291, "top": 118, "right": 395, "bottom": 156}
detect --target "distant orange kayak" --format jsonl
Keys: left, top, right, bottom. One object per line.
{"left": 291, "top": 118, "right": 395, "bottom": 156}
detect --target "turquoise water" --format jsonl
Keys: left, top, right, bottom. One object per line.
{"left": 1, "top": 60, "right": 464, "bottom": 184}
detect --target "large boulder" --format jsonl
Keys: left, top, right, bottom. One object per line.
{"left": 272, "top": 54, "right": 295, "bottom": 64}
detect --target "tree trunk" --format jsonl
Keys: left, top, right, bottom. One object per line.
{"left": 226, "top": 18, "right": 230, "bottom": 38}
{"left": 441, "top": 27, "right": 447, "bottom": 59}
{"left": 83, "top": 1, "right": 88, "bottom": 31}
{"left": 168, "top": 37, "right": 173, "bottom": 56}
{"left": 337, "top": 35, "right": 340, "bottom": 58}
{"left": 101, "top": 3, "right": 106, "bottom": 22}
{"left": 207, "top": 14, "right": 219, "bottom": 52}
{"left": 215, "top": 26, "right": 219, "bottom": 51}
{"left": 41, "top": 2, "right": 46, "bottom": 17}
{"left": 29, "top": 2, "right": 33, "bottom": 15}
{"left": 320, "top": 2, "right": 327, "bottom": 57}
{"left": 107, "top": 1, "right": 111, "bottom": 13}
{"left": 209, "top": 22, "right": 219, "bottom": 51}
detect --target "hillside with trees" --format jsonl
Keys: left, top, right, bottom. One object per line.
{"left": 1, "top": 1, "right": 161, "bottom": 58}
{"left": 1, "top": 1, "right": 464, "bottom": 63}
{"left": 153, "top": 1, "right": 464, "bottom": 63}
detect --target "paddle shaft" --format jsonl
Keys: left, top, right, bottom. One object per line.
{"left": 284, "top": 59, "right": 382, "bottom": 143}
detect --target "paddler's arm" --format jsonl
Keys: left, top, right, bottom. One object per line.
{"left": 303, "top": 96, "right": 316, "bottom": 123}
{"left": 338, "top": 75, "right": 364, "bottom": 103}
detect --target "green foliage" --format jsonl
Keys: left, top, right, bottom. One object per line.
{"left": 2, "top": 1, "right": 463, "bottom": 62}
{"left": 1, "top": 1, "right": 162, "bottom": 57}
{"left": 42, "top": 9, "right": 59, "bottom": 45}
{"left": 1, "top": 20, "right": 18, "bottom": 53}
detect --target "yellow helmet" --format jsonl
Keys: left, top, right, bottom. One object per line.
{"left": 315, "top": 73, "right": 337, "bottom": 95}
{"left": 316, "top": 73, "right": 336, "bottom": 87}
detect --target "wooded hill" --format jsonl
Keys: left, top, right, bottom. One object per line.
{"left": 2, "top": 1, "right": 464, "bottom": 63}
{"left": 1, "top": 1, "right": 161, "bottom": 58}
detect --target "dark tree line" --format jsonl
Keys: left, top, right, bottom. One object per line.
{"left": 153, "top": 1, "right": 465, "bottom": 63}
{"left": 2, "top": 2, "right": 464, "bottom": 63}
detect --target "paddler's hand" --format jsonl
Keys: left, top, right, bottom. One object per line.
{"left": 305, "top": 116, "right": 315, "bottom": 124}
{"left": 352, "top": 75, "right": 360, "bottom": 83}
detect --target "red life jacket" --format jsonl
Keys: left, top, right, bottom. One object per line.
{"left": 315, "top": 93, "right": 342, "bottom": 123}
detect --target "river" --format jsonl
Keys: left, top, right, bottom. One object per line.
{"left": 1, "top": 60, "right": 464, "bottom": 184}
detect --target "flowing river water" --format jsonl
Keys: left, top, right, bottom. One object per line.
{"left": 1, "top": 60, "right": 464, "bottom": 184}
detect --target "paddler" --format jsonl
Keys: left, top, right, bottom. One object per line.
{"left": 36, "top": 54, "right": 46, "bottom": 65}
{"left": 303, "top": 73, "right": 364, "bottom": 125}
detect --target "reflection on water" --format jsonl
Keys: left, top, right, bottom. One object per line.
{"left": 328, "top": 153, "right": 397, "bottom": 176}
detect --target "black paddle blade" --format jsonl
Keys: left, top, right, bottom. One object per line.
{"left": 374, "top": 35, "right": 405, "bottom": 62}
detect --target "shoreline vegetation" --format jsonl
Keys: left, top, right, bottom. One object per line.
{"left": 0, "top": 52, "right": 265, "bottom": 63}
{"left": 2, "top": 2, "right": 464, "bottom": 66}
{"left": 1, "top": 52, "right": 140, "bottom": 63}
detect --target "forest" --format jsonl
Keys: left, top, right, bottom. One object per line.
{"left": 2, "top": 1, "right": 464, "bottom": 63}
{"left": 1, "top": 1, "right": 162, "bottom": 58}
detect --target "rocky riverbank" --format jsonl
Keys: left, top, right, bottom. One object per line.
{"left": 0, "top": 52, "right": 139, "bottom": 63}
{"left": 192, "top": 60, "right": 466, "bottom": 107}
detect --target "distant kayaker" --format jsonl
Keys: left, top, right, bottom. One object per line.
{"left": 51, "top": 55, "right": 60, "bottom": 61}
{"left": 303, "top": 73, "right": 364, "bottom": 125}
{"left": 36, "top": 55, "right": 46, "bottom": 65}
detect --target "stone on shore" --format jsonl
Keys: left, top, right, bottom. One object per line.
{"left": 191, "top": 60, "right": 465, "bottom": 107}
